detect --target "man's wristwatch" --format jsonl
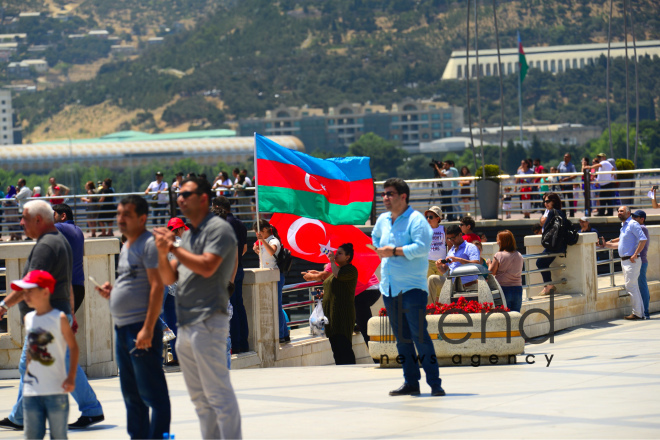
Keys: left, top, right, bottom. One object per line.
{"left": 0, "top": 300, "right": 8, "bottom": 310}
{"left": 391, "top": 247, "right": 397, "bottom": 257}
{"left": 172, "top": 240, "right": 181, "bottom": 249}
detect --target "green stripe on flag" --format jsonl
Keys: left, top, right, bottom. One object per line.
{"left": 258, "top": 186, "right": 372, "bottom": 225}
{"left": 519, "top": 53, "right": 528, "bottom": 84}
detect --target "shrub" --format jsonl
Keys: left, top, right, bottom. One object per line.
{"left": 475, "top": 164, "right": 502, "bottom": 183}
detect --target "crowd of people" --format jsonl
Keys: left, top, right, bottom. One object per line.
{"left": 512, "top": 152, "right": 622, "bottom": 219}
{"left": 0, "top": 164, "right": 653, "bottom": 438}
{"left": 0, "top": 168, "right": 257, "bottom": 241}
{"left": 423, "top": 152, "right": 629, "bottom": 221}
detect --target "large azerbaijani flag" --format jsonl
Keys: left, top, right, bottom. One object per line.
{"left": 517, "top": 31, "right": 529, "bottom": 84}
{"left": 255, "top": 134, "right": 373, "bottom": 225}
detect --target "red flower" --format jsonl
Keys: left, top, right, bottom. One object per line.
{"left": 425, "top": 299, "right": 510, "bottom": 315}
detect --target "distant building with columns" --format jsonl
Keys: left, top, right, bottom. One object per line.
{"left": 441, "top": 40, "right": 660, "bottom": 80}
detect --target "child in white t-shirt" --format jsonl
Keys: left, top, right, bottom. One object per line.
{"left": 11, "top": 270, "right": 78, "bottom": 440}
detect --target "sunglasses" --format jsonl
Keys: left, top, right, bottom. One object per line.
{"left": 380, "top": 191, "right": 398, "bottom": 198}
{"left": 178, "top": 191, "right": 198, "bottom": 199}
{"left": 426, "top": 215, "right": 437, "bottom": 220}
{"left": 446, "top": 235, "right": 459, "bottom": 241}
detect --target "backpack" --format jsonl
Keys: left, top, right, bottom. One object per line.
{"left": 276, "top": 246, "right": 293, "bottom": 274}
{"left": 541, "top": 209, "right": 579, "bottom": 252}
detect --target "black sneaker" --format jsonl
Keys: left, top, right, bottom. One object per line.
{"left": 68, "top": 414, "right": 105, "bottom": 429}
{"left": 0, "top": 417, "right": 23, "bottom": 431}
{"left": 279, "top": 336, "right": 291, "bottom": 344}
{"left": 389, "top": 383, "right": 420, "bottom": 396}
{"left": 431, "top": 386, "right": 446, "bottom": 396}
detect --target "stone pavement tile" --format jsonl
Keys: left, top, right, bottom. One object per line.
{"left": 0, "top": 315, "right": 658, "bottom": 439}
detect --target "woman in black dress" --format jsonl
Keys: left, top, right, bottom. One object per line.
{"left": 97, "top": 178, "right": 116, "bottom": 237}
{"left": 537, "top": 192, "right": 566, "bottom": 295}
{"left": 322, "top": 243, "right": 358, "bottom": 365}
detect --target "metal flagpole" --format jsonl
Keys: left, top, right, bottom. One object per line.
{"left": 518, "top": 61, "right": 523, "bottom": 147}
{"left": 254, "top": 132, "right": 262, "bottom": 269}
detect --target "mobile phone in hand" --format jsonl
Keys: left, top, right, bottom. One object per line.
{"left": 653, "top": 185, "right": 658, "bottom": 191}
{"left": 88, "top": 276, "right": 103, "bottom": 289}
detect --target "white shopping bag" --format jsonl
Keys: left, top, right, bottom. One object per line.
{"left": 309, "top": 299, "right": 329, "bottom": 337}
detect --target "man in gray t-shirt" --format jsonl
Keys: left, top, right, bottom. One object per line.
{"left": 154, "top": 177, "right": 241, "bottom": 440}
{"left": 95, "top": 196, "right": 170, "bottom": 439}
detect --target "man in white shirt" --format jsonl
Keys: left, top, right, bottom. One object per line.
{"left": 15, "top": 179, "right": 33, "bottom": 214}
{"left": 145, "top": 172, "right": 169, "bottom": 226}
{"left": 586, "top": 153, "right": 615, "bottom": 217}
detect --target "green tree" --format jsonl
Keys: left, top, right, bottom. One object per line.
{"left": 348, "top": 133, "right": 408, "bottom": 181}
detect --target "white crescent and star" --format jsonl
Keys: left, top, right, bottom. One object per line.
{"left": 287, "top": 217, "right": 325, "bottom": 255}
{"left": 304, "top": 173, "right": 327, "bottom": 193}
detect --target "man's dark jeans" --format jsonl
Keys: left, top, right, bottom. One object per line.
{"left": 441, "top": 190, "right": 455, "bottom": 221}
{"left": 598, "top": 183, "right": 616, "bottom": 217}
{"left": 229, "top": 266, "right": 250, "bottom": 353}
{"left": 383, "top": 289, "right": 441, "bottom": 390}
{"left": 115, "top": 322, "right": 171, "bottom": 439}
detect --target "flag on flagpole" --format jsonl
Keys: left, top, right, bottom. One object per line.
{"left": 517, "top": 31, "right": 529, "bottom": 84}
{"left": 269, "top": 213, "right": 380, "bottom": 284}
{"left": 255, "top": 134, "right": 373, "bottom": 225}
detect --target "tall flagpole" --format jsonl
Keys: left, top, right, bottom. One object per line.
{"left": 518, "top": 64, "right": 523, "bottom": 147}
{"left": 254, "top": 132, "right": 262, "bottom": 269}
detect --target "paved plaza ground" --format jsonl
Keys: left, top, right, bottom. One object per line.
{"left": 0, "top": 314, "right": 658, "bottom": 439}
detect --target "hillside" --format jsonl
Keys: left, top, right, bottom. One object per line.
{"left": 11, "top": 0, "right": 660, "bottom": 141}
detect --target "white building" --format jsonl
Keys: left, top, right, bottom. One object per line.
{"left": 0, "top": 90, "right": 14, "bottom": 145}
{"left": 442, "top": 40, "right": 660, "bottom": 80}
{"left": 0, "top": 33, "right": 27, "bottom": 42}
{"left": 88, "top": 30, "right": 109, "bottom": 39}
{"left": 7, "top": 59, "right": 48, "bottom": 77}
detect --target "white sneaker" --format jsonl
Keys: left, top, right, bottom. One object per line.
{"left": 163, "top": 329, "right": 176, "bottom": 343}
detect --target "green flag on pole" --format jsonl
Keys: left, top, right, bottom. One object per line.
{"left": 517, "top": 31, "right": 528, "bottom": 83}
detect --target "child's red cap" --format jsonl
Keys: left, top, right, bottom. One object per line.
{"left": 11, "top": 270, "right": 56, "bottom": 294}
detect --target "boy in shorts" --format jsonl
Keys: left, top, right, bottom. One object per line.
{"left": 11, "top": 270, "right": 78, "bottom": 439}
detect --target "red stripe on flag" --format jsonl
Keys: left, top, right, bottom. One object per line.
{"left": 257, "top": 159, "right": 373, "bottom": 205}
{"left": 518, "top": 42, "right": 525, "bottom": 55}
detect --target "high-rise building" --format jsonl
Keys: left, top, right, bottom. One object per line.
{"left": 239, "top": 99, "right": 464, "bottom": 153}
{"left": 0, "top": 90, "right": 14, "bottom": 145}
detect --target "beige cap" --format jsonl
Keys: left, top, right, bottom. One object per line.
{"left": 596, "top": 153, "right": 607, "bottom": 158}
{"left": 425, "top": 206, "right": 443, "bottom": 218}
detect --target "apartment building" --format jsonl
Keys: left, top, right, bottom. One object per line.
{"left": 239, "top": 99, "right": 464, "bottom": 152}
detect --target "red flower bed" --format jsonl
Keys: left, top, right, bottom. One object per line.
{"left": 378, "top": 297, "right": 509, "bottom": 317}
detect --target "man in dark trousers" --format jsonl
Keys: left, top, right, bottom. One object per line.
{"left": 213, "top": 196, "right": 249, "bottom": 353}
{"left": 95, "top": 195, "right": 171, "bottom": 439}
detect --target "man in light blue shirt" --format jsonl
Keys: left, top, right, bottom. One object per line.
{"left": 437, "top": 224, "right": 482, "bottom": 286}
{"left": 601, "top": 206, "right": 647, "bottom": 320}
{"left": 373, "top": 178, "right": 444, "bottom": 397}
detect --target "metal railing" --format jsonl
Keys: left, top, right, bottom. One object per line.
{"left": 282, "top": 280, "right": 323, "bottom": 329}
{"left": 374, "top": 168, "right": 660, "bottom": 221}
{"left": 1, "top": 168, "right": 658, "bottom": 238}
{"left": 520, "top": 251, "right": 567, "bottom": 300}
{"left": 0, "top": 190, "right": 257, "bottom": 238}
{"left": 596, "top": 248, "right": 623, "bottom": 288}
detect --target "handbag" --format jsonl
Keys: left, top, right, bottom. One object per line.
{"left": 152, "top": 182, "right": 164, "bottom": 200}
{"left": 309, "top": 299, "right": 328, "bottom": 337}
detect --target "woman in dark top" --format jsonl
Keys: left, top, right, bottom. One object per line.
{"left": 97, "top": 178, "right": 116, "bottom": 236}
{"left": 537, "top": 192, "right": 566, "bottom": 296}
{"left": 322, "top": 243, "right": 358, "bottom": 365}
